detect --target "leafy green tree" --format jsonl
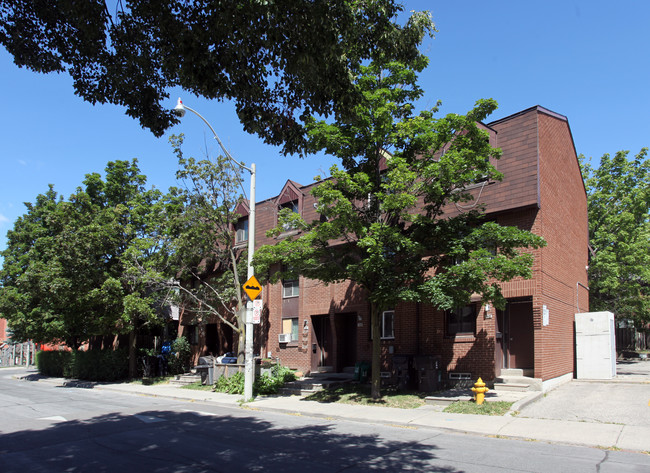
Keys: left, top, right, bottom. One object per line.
{"left": 580, "top": 149, "right": 650, "bottom": 326}
{"left": 0, "top": 160, "right": 171, "bottom": 376}
{"left": 0, "top": 0, "right": 431, "bottom": 154}
{"left": 254, "top": 59, "right": 545, "bottom": 399}
{"left": 124, "top": 135, "right": 250, "bottom": 362}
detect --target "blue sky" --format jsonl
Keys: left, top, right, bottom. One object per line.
{"left": 1, "top": 1, "right": 649, "bottom": 258}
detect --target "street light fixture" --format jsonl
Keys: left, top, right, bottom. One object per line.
{"left": 174, "top": 98, "right": 257, "bottom": 401}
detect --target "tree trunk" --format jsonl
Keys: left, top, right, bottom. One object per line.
{"left": 128, "top": 330, "right": 137, "bottom": 378}
{"left": 370, "top": 302, "right": 382, "bottom": 400}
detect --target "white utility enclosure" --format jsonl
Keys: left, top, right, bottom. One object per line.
{"left": 575, "top": 311, "right": 616, "bottom": 379}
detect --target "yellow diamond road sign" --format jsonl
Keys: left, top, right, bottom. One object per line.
{"left": 243, "top": 275, "right": 262, "bottom": 301}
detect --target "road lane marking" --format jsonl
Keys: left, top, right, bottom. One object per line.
{"left": 39, "top": 416, "right": 67, "bottom": 422}
{"left": 135, "top": 415, "right": 165, "bottom": 423}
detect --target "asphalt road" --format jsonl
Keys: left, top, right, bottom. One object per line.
{"left": 2, "top": 368, "right": 650, "bottom": 473}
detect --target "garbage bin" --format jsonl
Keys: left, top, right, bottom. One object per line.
{"left": 354, "top": 361, "right": 371, "bottom": 382}
{"left": 413, "top": 355, "right": 441, "bottom": 392}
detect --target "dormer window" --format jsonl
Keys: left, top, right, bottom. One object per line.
{"left": 235, "top": 217, "right": 248, "bottom": 244}
{"left": 275, "top": 180, "right": 304, "bottom": 233}
{"left": 280, "top": 200, "right": 299, "bottom": 230}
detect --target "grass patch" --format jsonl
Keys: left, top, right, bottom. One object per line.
{"left": 304, "top": 383, "right": 427, "bottom": 409}
{"left": 180, "top": 381, "right": 214, "bottom": 391}
{"left": 443, "top": 400, "right": 513, "bottom": 416}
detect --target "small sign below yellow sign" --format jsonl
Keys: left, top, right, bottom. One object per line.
{"left": 243, "top": 275, "right": 262, "bottom": 301}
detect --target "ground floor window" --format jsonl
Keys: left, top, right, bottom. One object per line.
{"left": 184, "top": 325, "right": 199, "bottom": 345}
{"left": 381, "top": 310, "right": 395, "bottom": 339}
{"left": 282, "top": 317, "right": 299, "bottom": 341}
{"left": 446, "top": 305, "right": 476, "bottom": 336}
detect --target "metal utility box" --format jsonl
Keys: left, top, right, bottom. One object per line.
{"left": 575, "top": 311, "right": 616, "bottom": 379}
{"left": 392, "top": 355, "right": 415, "bottom": 391}
{"left": 413, "top": 355, "right": 442, "bottom": 392}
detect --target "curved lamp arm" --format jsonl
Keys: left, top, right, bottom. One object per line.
{"left": 174, "top": 98, "right": 252, "bottom": 175}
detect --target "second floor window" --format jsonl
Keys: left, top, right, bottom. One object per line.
{"left": 283, "top": 278, "right": 299, "bottom": 298}
{"left": 235, "top": 218, "right": 248, "bottom": 244}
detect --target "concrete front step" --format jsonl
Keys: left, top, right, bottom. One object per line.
{"left": 499, "top": 368, "right": 534, "bottom": 377}
{"left": 169, "top": 374, "right": 202, "bottom": 386}
{"left": 278, "top": 372, "right": 354, "bottom": 396}
{"left": 493, "top": 375, "right": 542, "bottom": 392}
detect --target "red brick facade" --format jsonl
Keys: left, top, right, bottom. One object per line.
{"left": 180, "top": 106, "right": 589, "bottom": 386}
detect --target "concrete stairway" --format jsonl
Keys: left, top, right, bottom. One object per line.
{"left": 169, "top": 373, "right": 202, "bottom": 386}
{"left": 493, "top": 369, "right": 542, "bottom": 392}
{"left": 279, "top": 371, "right": 354, "bottom": 396}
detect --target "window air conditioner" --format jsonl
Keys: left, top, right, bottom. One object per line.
{"left": 278, "top": 333, "right": 292, "bottom": 343}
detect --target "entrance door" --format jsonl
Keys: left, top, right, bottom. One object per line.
{"left": 336, "top": 313, "right": 357, "bottom": 371}
{"left": 506, "top": 300, "right": 535, "bottom": 369}
{"left": 311, "top": 314, "right": 331, "bottom": 370}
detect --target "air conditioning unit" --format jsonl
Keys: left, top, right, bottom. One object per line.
{"left": 278, "top": 333, "right": 292, "bottom": 343}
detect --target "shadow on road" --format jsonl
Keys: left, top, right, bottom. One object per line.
{"left": 0, "top": 408, "right": 459, "bottom": 472}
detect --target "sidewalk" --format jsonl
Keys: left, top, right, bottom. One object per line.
{"left": 13, "top": 369, "right": 650, "bottom": 454}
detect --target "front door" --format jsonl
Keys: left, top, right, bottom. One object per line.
{"left": 336, "top": 313, "right": 357, "bottom": 371}
{"left": 311, "top": 314, "right": 331, "bottom": 371}
{"left": 506, "top": 300, "right": 535, "bottom": 369}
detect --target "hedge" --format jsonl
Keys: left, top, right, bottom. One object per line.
{"left": 37, "top": 349, "right": 129, "bottom": 381}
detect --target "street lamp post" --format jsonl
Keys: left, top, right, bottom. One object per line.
{"left": 174, "top": 98, "right": 256, "bottom": 401}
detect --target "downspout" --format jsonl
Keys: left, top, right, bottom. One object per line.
{"left": 576, "top": 281, "right": 589, "bottom": 313}
{"left": 416, "top": 302, "right": 421, "bottom": 355}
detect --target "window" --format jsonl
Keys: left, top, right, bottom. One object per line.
{"left": 184, "top": 325, "right": 199, "bottom": 345}
{"left": 381, "top": 310, "right": 395, "bottom": 339}
{"left": 280, "top": 200, "right": 299, "bottom": 230}
{"left": 282, "top": 279, "right": 299, "bottom": 298}
{"left": 235, "top": 217, "right": 248, "bottom": 244}
{"left": 282, "top": 317, "right": 299, "bottom": 341}
{"left": 446, "top": 305, "right": 476, "bottom": 336}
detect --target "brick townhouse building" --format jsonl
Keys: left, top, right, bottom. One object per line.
{"left": 180, "top": 105, "right": 589, "bottom": 390}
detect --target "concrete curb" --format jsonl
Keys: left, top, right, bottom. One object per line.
{"left": 509, "top": 391, "right": 544, "bottom": 413}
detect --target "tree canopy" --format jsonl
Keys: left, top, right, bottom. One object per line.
{"left": 0, "top": 160, "right": 171, "bottom": 367}
{"left": 581, "top": 149, "right": 650, "bottom": 326}
{"left": 254, "top": 59, "right": 546, "bottom": 399}
{"left": 125, "top": 135, "right": 251, "bottom": 362}
{"left": 0, "top": 0, "right": 432, "bottom": 154}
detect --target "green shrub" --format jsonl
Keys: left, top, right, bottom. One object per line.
{"left": 214, "top": 372, "right": 244, "bottom": 394}
{"left": 36, "top": 349, "right": 129, "bottom": 381}
{"left": 70, "top": 349, "right": 129, "bottom": 381}
{"left": 168, "top": 337, "right": 192, "bottom": 375}
{"left": 36, "top": 351, "right": 72, "bottom": 377}
{"left": 211, "top": 364, "right": 297, "bottom": 396}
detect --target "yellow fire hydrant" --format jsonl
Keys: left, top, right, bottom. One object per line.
{"left": 471, "top": 377, "right": 489, "bottom": 405}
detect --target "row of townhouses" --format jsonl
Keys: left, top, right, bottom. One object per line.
{"left": 178, "top": 105, "right": 589, "bottom": 389}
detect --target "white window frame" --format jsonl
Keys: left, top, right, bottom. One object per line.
{"left": 381, "top": 310, "right": 395, "bottom": 339}
{"left": 282, "top": 279, "right": 299, "bottom": 298}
